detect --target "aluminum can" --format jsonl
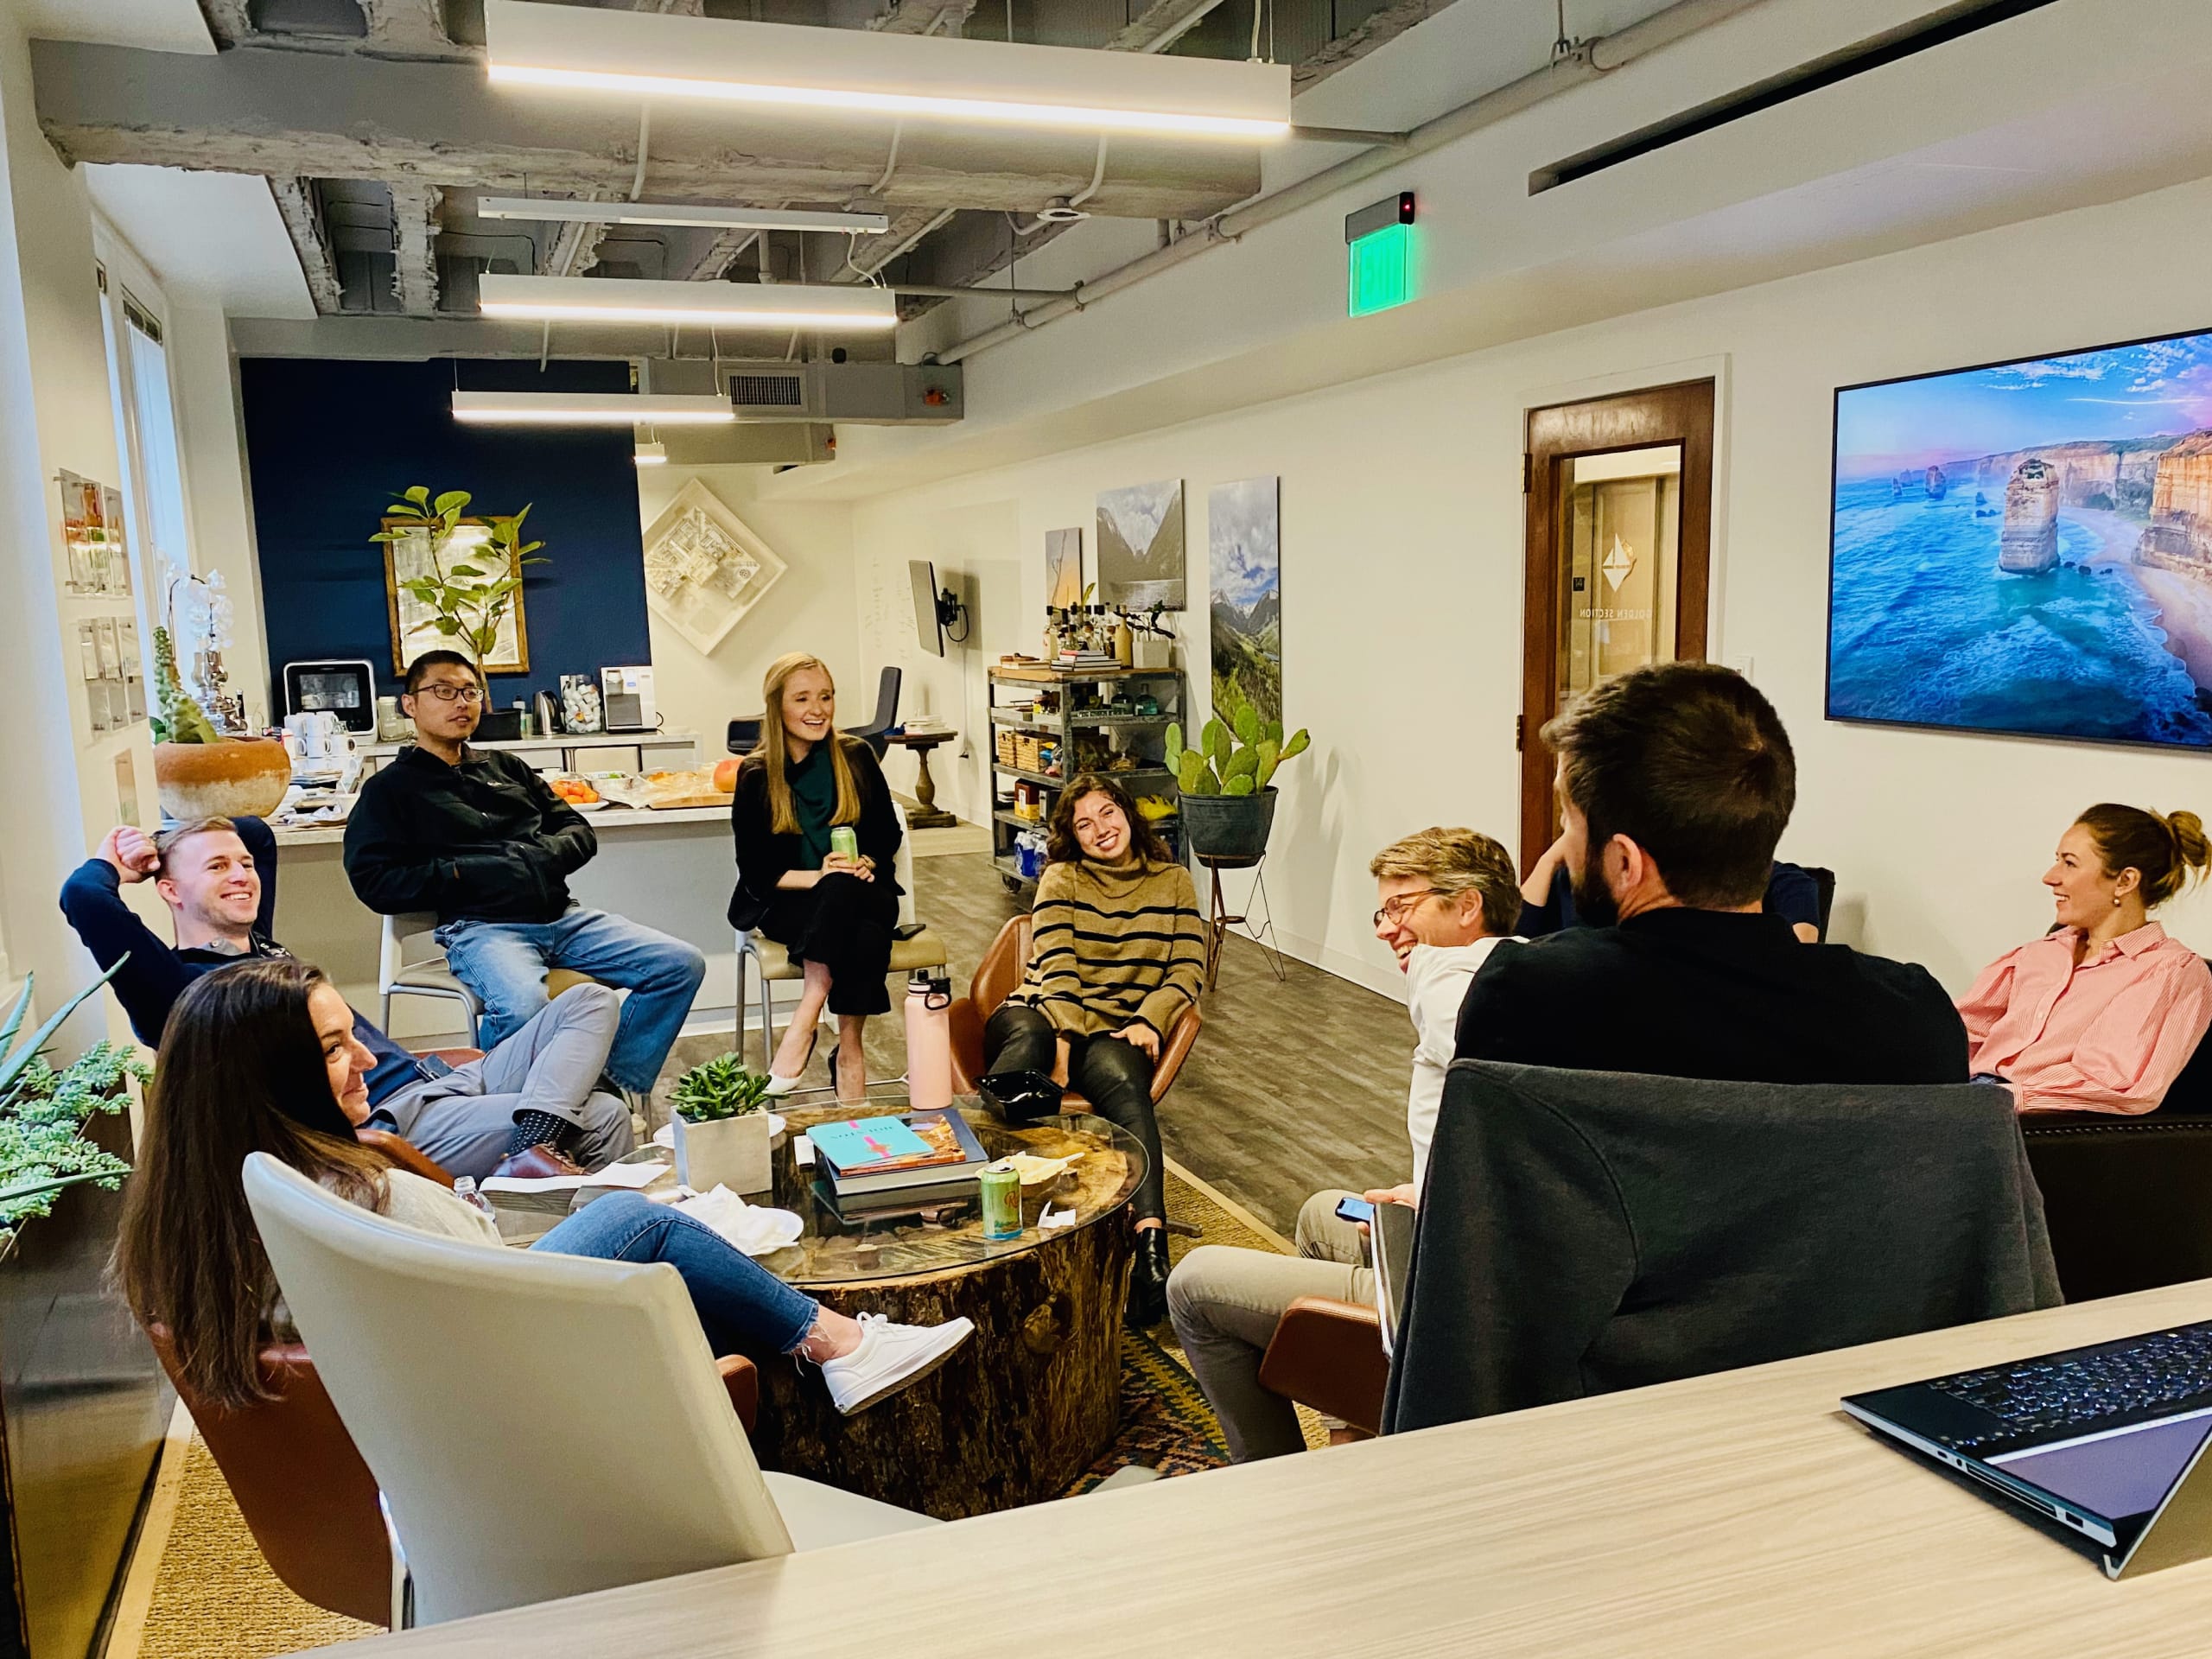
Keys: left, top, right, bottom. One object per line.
{"left": 830, "top": 825, "right": 860, "bottom": 861}
{"left": 979, "top": 1160, "right": 1022, "bottom": 1240}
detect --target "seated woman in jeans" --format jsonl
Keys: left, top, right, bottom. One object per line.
{"left": 1959, "top": 803, "right": 2212, "bottom": 1115}
{"left": 983, "top": 774, "right": 1205, "bottom": 1326}
{"left": 114, "top": 959, "right": 970, "bottom": 1418}
{"left": 727, "top": 652, "right": 903, "bottom": 1103}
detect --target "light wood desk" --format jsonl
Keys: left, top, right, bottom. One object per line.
{"left": 308, "top": 1281, "right": 2212, "bottom": 1658}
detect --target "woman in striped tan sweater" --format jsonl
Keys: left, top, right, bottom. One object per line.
{"left": 987, "top": 774, "right": 1205, "bottom": 1325}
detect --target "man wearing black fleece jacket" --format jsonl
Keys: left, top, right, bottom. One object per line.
{"left": 59, "top": 815, "right": 632, "bottom": 1180}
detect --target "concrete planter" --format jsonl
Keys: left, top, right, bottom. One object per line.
{"left": 152, "top": 738, "right": 291, "bottom": 823}
{"left": 1179, "top": 786, "right": 1278, "bottom": 863}
{"left": 671, "top": 1110, "right": 772, "bottom": 1194}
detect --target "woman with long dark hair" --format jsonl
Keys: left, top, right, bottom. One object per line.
{"left": 983, "top": 774, "right": 1205, "bottom": 1325}
{"left": 1960, "top": 804, "right": 2212, "bottom": 1114}
{"left": 727, "top": 653, "right": 903, "bottom": 1102}
{"left": 114, "top": 959, "right": 969, "bottom": 1414}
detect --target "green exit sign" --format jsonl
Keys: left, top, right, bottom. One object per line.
{"left": 1346, "top": 192, "right": 1415, "bottom": 318}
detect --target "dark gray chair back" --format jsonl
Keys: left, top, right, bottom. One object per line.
{"left": 1383, "top": 1060, "right": 2060, "bottom": 1434}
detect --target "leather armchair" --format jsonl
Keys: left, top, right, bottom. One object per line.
{"left": 946, "top": 913, "right": 1202, "bottom": 1105}
{"left": 2021, "top": 1112, "right": 2212, "bottom": 1302}
{"left": 1257, "top": 1295, "right": 1388, "bottom": 1438}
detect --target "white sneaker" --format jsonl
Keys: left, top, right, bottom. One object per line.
{"left": 818, "top": 1313, "right": 976, "bottom": 1415}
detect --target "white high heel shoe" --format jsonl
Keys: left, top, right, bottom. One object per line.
{"left": 763, "top": 1027, "right": 818, "bottom": 1096}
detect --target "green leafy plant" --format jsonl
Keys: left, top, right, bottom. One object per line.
{"left": 670, "top": 1053, "right": 774, "bottom": 1123}
{"left": 149, "top": 626, "right": 219, "bottom": 745}
{"left": 1166, "top": 692, "right": 1309, "bottom": 798}
{"left": 370, "top": 487, "right": 548, "bottom": 674}
{"left": 0, "top": 967, "right": 140, "bottom": 1238}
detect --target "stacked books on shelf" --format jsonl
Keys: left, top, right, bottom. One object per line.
{"left": 809, "top": 1109, "right": 991, "bottom": 1217}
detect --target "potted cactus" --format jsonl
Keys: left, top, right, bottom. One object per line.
{"left": 668, "top": 1053, "right": 776, "bottom": 1193}
{"left": 1166, "top": 694, "right": 1309, "bottom": 861}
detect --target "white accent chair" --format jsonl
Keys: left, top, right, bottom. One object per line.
{"left": 241, "top": 1154, "right": 934, "bottom": 1630}
{"left": 377, "top": 912, "right": 480, "bottom": 1046}
{"left": 734, "top": 802, "right": 950, "bottom": 1076}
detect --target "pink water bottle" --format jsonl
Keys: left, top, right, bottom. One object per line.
{"left": 906, "top": 970, "right": 954, "bottom": 1109}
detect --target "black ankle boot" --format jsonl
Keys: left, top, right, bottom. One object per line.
{"left": 1126, "top": 1227, "right": 1171, "bottom": 1329}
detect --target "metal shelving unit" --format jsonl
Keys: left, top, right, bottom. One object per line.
{"left": 987, "top": 660, "right": 1188, "bottom": 890}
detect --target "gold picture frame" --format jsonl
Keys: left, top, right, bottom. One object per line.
{"left": 381, "top": 517, "right": 531, "bottom": 676}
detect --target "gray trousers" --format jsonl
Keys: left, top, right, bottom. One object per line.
{"left": 375, "top": 983, "right": 637, "bottom": 1181}
{"left": 1166, "top": 1190, "right": 1375, "bottom": 1463}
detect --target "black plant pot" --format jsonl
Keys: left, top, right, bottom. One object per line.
{"left": 1179, "top": 786, "right": 1278, "bottom": 863}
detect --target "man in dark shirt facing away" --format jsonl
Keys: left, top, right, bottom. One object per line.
{"left": 60, "top": 815, "right": 633, "bottom": 1180}
{"left": 1456, "top": 663, "right": 1967, "bottom": 1084}
{"left": 344, "top": 651, "right": 705, "bottom": 1097}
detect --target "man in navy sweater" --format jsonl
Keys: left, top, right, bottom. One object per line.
{"left": 59, "top": 815, "right": 633, "bottom": 1180}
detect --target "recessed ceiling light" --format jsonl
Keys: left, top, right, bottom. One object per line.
{"left": 477, "top": 198, "right": 892, "bottom": 235}
{"left": 482, "top": 0, "right": 1291, "bottom": 141}
{"left": 477, "top": 273, "right": 899, "bottom": 330}
{"left": 451, "top": 391, "right": 737, "bottom": 425}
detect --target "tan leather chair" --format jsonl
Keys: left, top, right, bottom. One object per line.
{"left": 946, "top": 914, "right": 1202, "bottom": 1106}
{"left": 1256, "top": 1295, "right": 1388, "bottom": 1440}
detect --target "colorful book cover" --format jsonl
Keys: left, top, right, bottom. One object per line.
{"left": 808, "top": 1116, "right": 932, "bottom": 1173}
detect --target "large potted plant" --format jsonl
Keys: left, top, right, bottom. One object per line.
{"left": 149, "top": 622, "right": 291, "bottom": 821}
{"left": 668, "top": 1053, "right": 776, "bottom": 1193}
{"left": 0, "top": 970, "right": 138, "bottom": 1239}
{"left": 1166, "top": 694, "right": 1310, "bottom": 862}
{"left": 371, "top": 486, "right": 546, "bottom": 679}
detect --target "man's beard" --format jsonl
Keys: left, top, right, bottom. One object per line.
{"left": 1569, "top": 844, "right": 1620, "bottom": 929}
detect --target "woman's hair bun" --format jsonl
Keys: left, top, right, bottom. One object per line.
{"left": 2164, "top": 809, "right": 2211, "bottom": 875}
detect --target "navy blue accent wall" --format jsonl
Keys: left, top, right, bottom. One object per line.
{"left": 240, "top": 358, "right": 652, "bottom": 717}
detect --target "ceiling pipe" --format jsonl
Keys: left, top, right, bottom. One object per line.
{"left": 933, "top": 0, "right": 1767, "bottom": 364}
{"left": 895, "top": 283, "right": 1078, "bottom": 300}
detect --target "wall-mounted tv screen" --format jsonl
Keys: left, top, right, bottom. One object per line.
{"left": 1828, "top": 326, "right": 2212, "bottom": 751}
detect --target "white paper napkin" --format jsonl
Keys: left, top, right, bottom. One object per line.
{"left": 673, "top": 1185, "right": 804, "bottom": 1256}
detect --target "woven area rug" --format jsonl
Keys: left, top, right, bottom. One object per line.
{"left": 121, "top": 1164, "right": 1305, "bottom": 1659}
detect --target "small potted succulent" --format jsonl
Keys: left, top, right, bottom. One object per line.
{"left": 668, "top": 1053, "right": 776, "bottom": 1193}
{"left": 1166, "top": 692, "right": 1310, "bottom": 862}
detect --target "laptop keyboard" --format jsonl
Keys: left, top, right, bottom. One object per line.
{"left": 1930, "top": 1326, "right": 2212, "bottom": 1446}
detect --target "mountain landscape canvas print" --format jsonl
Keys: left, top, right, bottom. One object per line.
{"left": 1209, "top": 475, "right": 1281, "bottom": 724}
{"left": 1828, "top": 327, "right": 2212, "bottom": 751}
{"left": 1096, "top": 480, "right": 1186, "bottom": 610}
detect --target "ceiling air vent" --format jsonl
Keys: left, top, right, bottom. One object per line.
{"left": 729, "top": 372, "right": 805, "bottom": 410}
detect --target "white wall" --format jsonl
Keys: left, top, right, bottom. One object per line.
{"left": 168, "top": 305, "right": 271, "bottom": 727}
{"left": 0, "top": 9, "right": 155, "bottom": 1042}
{"left": 847, "top": 172, "right": 2212, "bottom": 1001}
{"left": 633, "top": 465, "right": 863, "bottom": 764}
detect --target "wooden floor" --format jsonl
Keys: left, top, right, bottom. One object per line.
{"left": 845, "top": 849, "right": 1413, "bottom": 1234}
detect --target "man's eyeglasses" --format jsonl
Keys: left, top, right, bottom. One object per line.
{"left": 416, "top": 683, "right": 484, "bottom": 705}
{"left": 1373, "top": 888, "right": 1440, "bottom": 928}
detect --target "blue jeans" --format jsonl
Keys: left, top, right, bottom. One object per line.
{"left": 530, "top": 1191, "right": 818, "bottom": 1356}
{"left": 436, "top": 906, "right": 707, "bottom": 1093}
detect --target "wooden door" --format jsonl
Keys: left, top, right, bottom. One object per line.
{"left": 1519, "top": 379, "right": 1715, "bottom": 865}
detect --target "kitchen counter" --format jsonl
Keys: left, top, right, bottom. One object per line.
{"left": 270, "top": 801, "right": 730, "bottom": 848}
{"left": 353, "top": 729, "right": 700, "bottom": 759}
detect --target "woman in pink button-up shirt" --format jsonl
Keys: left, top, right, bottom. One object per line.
{"left": 1959, "top": 804, "right": 2212, "bottom": 1115}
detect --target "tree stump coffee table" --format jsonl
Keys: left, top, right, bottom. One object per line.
{"left": 494, "top": 1096, "right": 1144, "bottom": 1520}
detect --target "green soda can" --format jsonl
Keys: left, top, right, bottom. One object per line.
{"left": 979, "top": 1160, "right": 1022, "bottom": 1240}
{"left": 830, "top": 825, "right": 860, "bottom": 862}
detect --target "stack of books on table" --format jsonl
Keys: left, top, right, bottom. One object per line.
{"left": 809, "top": 1110, "right": 990, "bottom": 1217}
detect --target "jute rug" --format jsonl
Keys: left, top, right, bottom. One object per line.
{"left": 120, "top": 1163, "right": 1314, "bottom": 1659}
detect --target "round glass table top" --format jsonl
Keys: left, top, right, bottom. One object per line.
{"left": 486, "top": 1095, "right": 1145, "bottom": 1287}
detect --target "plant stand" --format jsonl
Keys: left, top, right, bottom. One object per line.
{"left": 1198, "top": 853, "right": 1286, "bottom": 990}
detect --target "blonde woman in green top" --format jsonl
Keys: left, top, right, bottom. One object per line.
{"left": 988, "top": 773, "right": 1205, "bottom": 1325}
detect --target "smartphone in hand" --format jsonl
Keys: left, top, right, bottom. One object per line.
{"left": 1334, "top": 1196, "right": 1376, "bottom": 1225}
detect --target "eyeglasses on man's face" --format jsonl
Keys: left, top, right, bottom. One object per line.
{"left": 416, "top": 683, "right": 484, "bottom": 705}
{"left": 1373, "top": 888, "right": 1440, "bottom": 928}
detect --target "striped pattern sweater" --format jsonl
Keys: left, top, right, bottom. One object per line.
{"left": 1005, "top": 858, "right": 1206, "bottom": 1039}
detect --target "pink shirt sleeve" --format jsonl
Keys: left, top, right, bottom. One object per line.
{"left": 2016, "top": 954, "right": 2212, "bottom": 1116}
{"left": 1955, "top": 949, "right": 2021, "bottom": 1054}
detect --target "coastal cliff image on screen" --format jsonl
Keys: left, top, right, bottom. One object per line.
{"left": 1828, "top": 328, "right": 2212, "bottom": 749}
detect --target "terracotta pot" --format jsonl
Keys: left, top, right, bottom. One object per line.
{"left": 152, "top": 739, "right": 292, "bottom": 823}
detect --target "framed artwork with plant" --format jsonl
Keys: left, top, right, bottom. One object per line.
{"left": 374, "top": 487, "right": 544, "bottom": 676}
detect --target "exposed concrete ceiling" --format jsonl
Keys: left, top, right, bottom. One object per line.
{"left": 26, "top": 0, "right": 1474, "bottom": 328}
{"left": 86, "top": 163, "right": 318, "bottom": 316}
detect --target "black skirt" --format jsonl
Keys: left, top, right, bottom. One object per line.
{"left": 757, "top": 871, "right": 901, "bottom": 1016}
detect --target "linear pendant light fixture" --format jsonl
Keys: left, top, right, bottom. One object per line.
{"left": 477, "top": 273, "right": 899, "bottom": 331}
{"left": 452, "top": 391, "right": 736, "bottom": 426}
{"left": 477, "top": 199, "right": 891, "bottom": 235}
{"left": 482, "top": 0, "right": 1290, "bottom": 141}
